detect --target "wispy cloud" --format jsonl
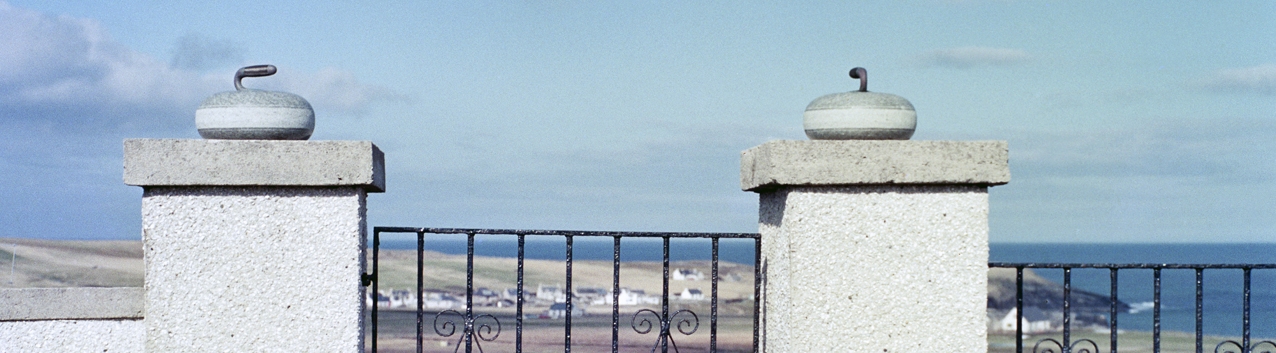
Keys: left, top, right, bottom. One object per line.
{"left": 0, "top": 2, "right": 400, "bottom": 132}
{"left": 170, "top": 33, "right": 245, "bottom": 71}
{"left": 989, "top": 119, "right": 1276, "bottom": 242}
{"left": 0, "top": 2, "right": 407, "bottom": 239}
{"left": 1011, "top": 119, "right": 1276, "bottom": 182}
{"left": 918, "top": 46, "right": 1031, "bottom": 69}
{"left": 1198, "top": 64, "right": 1276, "bottom": 95}
{"left": 256, "top": 68, "right": 410, "bottom": 115}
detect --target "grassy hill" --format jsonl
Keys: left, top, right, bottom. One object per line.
{"left": 0, "top": 237, "right": 144, "bottom": 288}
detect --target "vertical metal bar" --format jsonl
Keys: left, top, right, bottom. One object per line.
{"left": 1154, "top": 267, "right": 1162, "bottom": 353}
{"left": 1196, "top": 268, "right": 1203, "bottom": 353}
{"left": 1016, "top": 266, "right": 1024, "bottom": 353}
{"left": 1110, "top": 268, "right": 1118, "bottom": 353}
{"left": 1063, "top": 267, "right": 1071, "bottom": 352}
{"left": 417, "top": 231, "right": 425, "bottom": 353}
{"left": 372, "top": 229, "right": 380, "bottom": 353}
{"left": 517, "top": 234, "right": 525, "bottom": 353}
{"left": 1244, "top": 267, "right": 1252, "bottom": 352}
{"left": 662, "top": 236, "right": 671, "bottom": 353}
{"left": 465, "top": 232, "right": 475, "bottom": 353}
{"left": 612, "top": 236, "right": 621, "bottom": 353}
{"left": 711, "top": 237, "right": 719, "bottom": 353}
{"left": 565, "top": 235, "right": 574, "bottom": 353}
{"left": 752, "top": 237, "right": 761, "bottom": 353}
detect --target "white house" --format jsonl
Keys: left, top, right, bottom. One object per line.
{"left": 537, "top": 284, "right": 567, "bottom": 303}
{"left": 998, "top": 307, "right": 1056, "bottom": 334}
{"left": 422, "top": 292, "right": 462, "bottom": 310}
{"left": 673, "top": 268, "right": 704, "bottom": 281}
{"left": 575, "top": 287, "right": 609, "bottom": 305}
{"left": 369, "top": 291, "right": 391, "bottom": 308}
{"left": 502, "top": 288, "right": 534, "bottom": 301}
{"left": 679, "top": 288, "right": 705, "bottom": 301}
{"left": 388, "top": 289, "right": 415, "bottom": 308}
{"left": 474, "top": 287, "right": 500, "bottom": 305}
{"left": 545, "top": 303, "right": 585, "bottom": 319}
{"left": 617, "top": 288, "right": 659, "bottom": 306}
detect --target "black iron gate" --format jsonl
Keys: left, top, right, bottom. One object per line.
{"left": 363, "top": 227, "right": 761, "bottom": 353}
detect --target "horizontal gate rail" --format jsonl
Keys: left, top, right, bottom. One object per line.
{"left": 367, "top": 227, "right": 762, "bottom": 353}
{"left": 990, "top": 263, "right": 1276, "bottom": 353}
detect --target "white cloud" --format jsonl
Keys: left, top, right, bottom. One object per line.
{"left": 170, "top": 33, "right": 246, "bottom": 71}
{"left": 918, "top": 46, "right": 1031, "bottom": 69}
{"left": 0, "top": 2, "right": 399, "bottom": 131}
{"left": 256, "top": 67, "right": 409, "bottom": 115}
{"left": 1199, "top": 64, "right": 1276, "bottom": 95}
{"left": 0, "top": 2, "right": 407, "bottom": 240}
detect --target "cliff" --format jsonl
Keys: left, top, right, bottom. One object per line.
{"left": 988, "top": 267, "right": 1130, "bottom": 327}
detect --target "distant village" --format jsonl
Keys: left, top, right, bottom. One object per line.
{"left": 367, "top": 268, "right": 749, "bottom": 319}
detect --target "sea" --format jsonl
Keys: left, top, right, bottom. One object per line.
{"left": 374, "top": 234, "right": 1276, "bottom": 338}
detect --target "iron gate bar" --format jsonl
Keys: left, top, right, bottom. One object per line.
{"left": 1195, "top": 268, "right": 1203, "bottom": 353}
{"left": 417, "top": 231, "right": 424, "bottom": 353}
{"left": 1110, "top": 268, "right": 1118, "bottom": 353}
{"left": 711, "top": 237, "right": 719, "bottom": 353}
{"left": 368, "top": 227, "right": 761, "bottom": 353}
{"left": 467, "top": 232, "right": 475, "bottom": 352}
{"left": 1063, "top": 268, "right": 1070, "bottom": 350}
{"left": 1244, "top": 268, "right": 1251, "bottom": 352}
{"left": 517, "top": 234, "right": 525, "bottom": 353}
{"left": 751, "top": 237, "right": 761, "bottom": 353}
{"left": 371, "top": 229, "right": 380, "bottom": 353}
{"left": 663, "top": 236, "right": 670, "bottom": 353}
{"left": 612, "top": 236, "right": 620, "bottom": 353}
{"left": 1155, "top": 268, "right": 1162, "bottom": 353}
{"left": 1016, "top": 266, "right": 1024, "bottom": 353}
{"left": 565, "top": 235, "right": 573, "bottom": 352}
{"left": 990, "top": 263, "right": 1276, "bottom": 353}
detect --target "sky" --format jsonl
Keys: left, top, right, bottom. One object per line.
{"left": 1, "top": 1, "right": 1273, "bottom": 243}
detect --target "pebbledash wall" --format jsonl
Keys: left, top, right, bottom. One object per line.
{"left": 0, "top": 288, "right": 145, "bottom": 352}
{"left": 0, "top": 138, "right": 1007, "bottom": 352}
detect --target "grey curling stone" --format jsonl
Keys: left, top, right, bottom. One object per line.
{"left": 195, "top": 65, "right": 315, "bottom": 140}
{"left": 803, "top": 67, "right": 915, "bottom": 140}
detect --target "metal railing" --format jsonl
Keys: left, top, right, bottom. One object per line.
{"left": 364, "top": 227, "right": 761, "bottom": 353}
{"left": 989, "top": 263, "right": 1276, "bottom": 353}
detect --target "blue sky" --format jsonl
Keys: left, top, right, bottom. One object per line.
{"left": 1, "top": 1, "right": 1273, "bottom": 242}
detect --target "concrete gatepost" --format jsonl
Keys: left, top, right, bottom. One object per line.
{"left": 124, "top": 139, "right": 384, "bottom": 352}
{"left": 741, "top": 140, "right": 1009, "bottom": 352}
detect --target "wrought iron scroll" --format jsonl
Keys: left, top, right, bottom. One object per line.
{"left": 1033, "top": 338, "right": 1099, "bottom": 353}
{"left": 1215, "top": 340, "right": 1276, "bottom": 353}
{"left": 632, "top": 308, "right": 700, "bottom": 353}
{"left": 434, "top": 310, "right": 501, "bottom": 353}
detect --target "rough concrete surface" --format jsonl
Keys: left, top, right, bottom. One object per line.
{"left": 141, "top": 186, "right": 366, "bottom": 352}
{"left": 124, "top": 139, "right": 385, "bottom": 192}
{"left": 0, "top": 287, "right": 143, "bottom": 321}
{"left": 0, "top": 319, "right": 143, "bottom": 352}
{"left": 741, "top": 140, "right": 1009, "bottom": 191}
{"left": 758, "top": 185, "right": 989, "bottom": 353}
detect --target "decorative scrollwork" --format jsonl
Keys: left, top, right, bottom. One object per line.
{"left": 630, "top": 308, "right": 700, "bottom": 353}
{"left": 670, "top": 309, "right": 699, "bottom": 335}
{"left": 1216, "top": 340, "right": 1276, "bottom": 353}
{"left": 631, "top": 309, "right": 660, "bottom": 334}
{"left": 433, "top": 310, "right": 501, "bottom": 353}
{"left": 1033, "top": 338, "right": 1100, "bottom": 353}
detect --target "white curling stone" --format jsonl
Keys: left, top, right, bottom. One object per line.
{"left": 803, "top": 91, "right": 916, "bottom": 140}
